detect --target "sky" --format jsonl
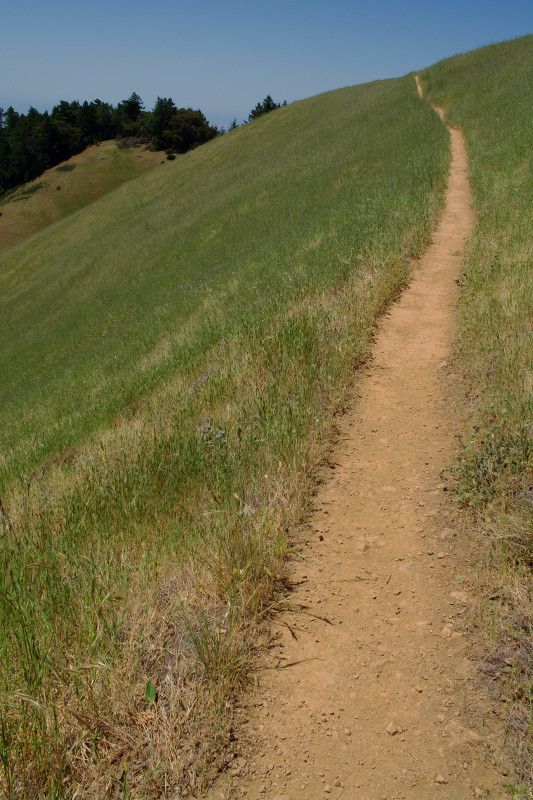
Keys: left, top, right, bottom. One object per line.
{"left": 1, "top": 0, "right": 531, "bottom": 129}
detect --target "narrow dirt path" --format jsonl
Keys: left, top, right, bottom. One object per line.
{"left": 207, "top": 82, "right": 507, "bottom": 800}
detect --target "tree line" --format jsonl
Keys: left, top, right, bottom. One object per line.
{"left": 0, "top": 92, "right": 286, "bottom": 196}
{"left": 0, "top": 93, "right": 218, "bottom": 195}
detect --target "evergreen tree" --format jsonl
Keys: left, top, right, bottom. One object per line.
{"left": 94, "top": 100, "right": 115, "bottom": 141}
{"left": 248, "top": 95, "right": 283, "bottom": 122}
{"left": 115, "top": 92, "right": 144, "bottom": 136}
{"left": 146, "top": 96, "right": 177, "bottom": 148}
{"left": 120, "top": 92, "right": 144, "bottom": 121}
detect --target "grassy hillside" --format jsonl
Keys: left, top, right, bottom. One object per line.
{"left": 0, "top": 81, "right": 446, "bottom": 494}
{"left": 421, "top": 33, "right": 533, "bottom": 792}
{"left": 0, "top": 140, "right": 164, "bottom": 252}
{"left": 0, "top": 77, "right": 448, "bottom": 798}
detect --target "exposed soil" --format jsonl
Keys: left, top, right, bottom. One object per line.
{"left": 206, "top": 82, "right": 508, "bottom": 799}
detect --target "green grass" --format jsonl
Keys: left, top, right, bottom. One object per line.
{"left": 0, "top": 75, "right": 449, "bottom": 797}
{"left": 0, "top": 81, "right": 446, "bottom": 494}
{"left": 420, "top": 33, "right": 533, "bottom": 788}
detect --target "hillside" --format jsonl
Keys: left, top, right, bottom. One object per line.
{"left": 421, "top": 34, "right": 533, "bottom": 790}
{"left": 0, "top": 80, "right": 447, "bottom": 494}
{"left": 0, "top": 75, "right": 449, "bottom": 797}
{"left": 0, "top": 140, "right": 164, "bottom": 252}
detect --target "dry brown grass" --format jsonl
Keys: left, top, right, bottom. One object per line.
{"left": 0, "top": 141, "right": 163, "bottom": 252}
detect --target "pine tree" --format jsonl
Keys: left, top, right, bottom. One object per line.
{"left": 248, "top": 95, "right": 283, "bottom": 122}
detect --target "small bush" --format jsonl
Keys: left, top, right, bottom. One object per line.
{"left": 115, "top": 135, "right": 150, "bottom": 150}
{"left": 13, "top": 183, "right": 46, "bottom": 202}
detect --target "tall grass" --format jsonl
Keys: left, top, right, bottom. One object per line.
{"left": 421, "top": 34, "right": 533, "bottom": 792}
{"left": 0, "top": 75, "right": 448, "bottom": 797}
{"left": 0, "top": 79, "right": 444, "bottom": 494}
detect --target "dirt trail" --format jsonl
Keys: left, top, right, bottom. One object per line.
{"left": 207, "top": 82, "right": 507, "bottom": 799}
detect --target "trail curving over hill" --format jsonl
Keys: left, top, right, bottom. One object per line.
{"left": 207, "top": 78, "right": 507, "bottom": 800}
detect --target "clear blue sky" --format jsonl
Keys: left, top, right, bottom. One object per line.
{"left": 1, "top": 0, "right": 531, "bottom": 129}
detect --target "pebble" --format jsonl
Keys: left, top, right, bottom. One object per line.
{"left": 324, "top": 785, "right": 332, "bottom": 793}
{"left": 465, "top": 729, "right": 484, "bottom": 744}
{"left": 450, "top": 591, "right": 469, "bottom": 603}
{"left": 399, "top": 562, "right": 415, "bottom": 572}
{"left": 440, "top": 625, "right": 453, "bottom": 637}
{"left": 435, "top": 775, "right": 448, "bottom": 784}
{"left": 386, "top": 721, "right": 402, "bottom": 736}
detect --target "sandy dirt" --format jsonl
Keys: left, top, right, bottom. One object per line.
{"left": 205, "top": 82, "right": 507, "bottom": 800}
